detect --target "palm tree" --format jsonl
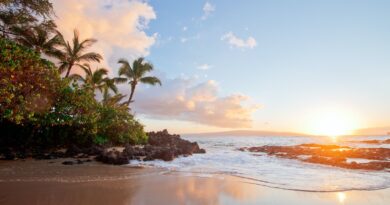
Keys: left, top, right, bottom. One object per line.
{"left": 57, "top": 29, "right": 102, "bottom": 77}
{"left": 70, "top": 64, "right": 116, "bottom": 95}
{"left": 117, "top": 57, "right": 161, "bottom": 105}
{"left": 13, "top": 21, "right": 62, "bottom": 57}
{"left": 102, "top": 92, "right": 127, "bottom": 107}
{"left": 102, "top": 77, "right": 120, "bottom": 95}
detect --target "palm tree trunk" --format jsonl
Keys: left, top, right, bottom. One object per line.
{"left": 65, "top": 63, "right": 73, "bottom": 77}
{"left": 127, "top": 83, "right": 136, "bottom": 105}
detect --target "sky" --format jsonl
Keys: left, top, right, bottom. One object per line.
{"left": 52, "top": 0, "right": 390, "bottom": 135}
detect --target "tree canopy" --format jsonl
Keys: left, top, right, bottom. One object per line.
{"left": 0, "top": 0, "right": 159, "bottom": 153}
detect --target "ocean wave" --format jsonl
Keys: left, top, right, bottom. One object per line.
{"left": 128, "top": 135, "right": 390, "bottom": 192}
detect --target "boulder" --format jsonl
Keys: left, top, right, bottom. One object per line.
{"left": 96, "top": 150, "right": 129, "bottom": 165}
{"left": 65, "top": 145, "right": 82, "bottom": 157}
{"left": 62, "top": 161, "right": 74, "bottom": 165}
{"left": 147, "top": 130, "right": 205, "bottom": 156}
{"left": 150, "top": 147, "right": 175, "bottom": 161}
{"left": 195, "top": 148, "right": 206, "bottom": 154}
{"left": 85, "top": 145, "right": 105, "bottom": 156}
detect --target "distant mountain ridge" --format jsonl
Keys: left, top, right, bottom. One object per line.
{"left": 184, "top": 127, "right": 390, "bottom": 137}
{"left": 184, "top": 130, "right": 309, "bottom": 137}
{"left": 353, "top": 127, "right": 390, "bottom": 136}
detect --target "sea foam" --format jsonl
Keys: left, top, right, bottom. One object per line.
{"left": 129, "top": 135, "right": 390, "bottom": 192}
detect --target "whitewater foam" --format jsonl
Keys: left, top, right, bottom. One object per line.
{"left": 129, "top": 135, "right": 390, "bottom": 192}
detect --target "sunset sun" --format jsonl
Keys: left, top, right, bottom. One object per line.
{"left": 307, "top": 110, "right": 359, "bottom": 137}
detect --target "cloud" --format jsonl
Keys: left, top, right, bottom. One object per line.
{"left": 221, "top": 32, "right": 257, "bottom": 49}
{"left": 202, "top": 2, "right": 215, "bottom": 20}
{"left": 197, "top": 64, "right": 213, "bottom": 70}
{"left": 182, "top": 26, "right": 188, "bottom": 31}
{"left": 132, "top": 76, "right": 259, "bottom": 128}
{"left": 52, "top": 0, "right": 157, "bottom": 74}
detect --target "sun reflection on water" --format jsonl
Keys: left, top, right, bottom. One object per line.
{"left": 331, "top": 135, "right": 338, "bottom": 143}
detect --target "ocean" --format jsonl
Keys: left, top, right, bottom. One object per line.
{"left": 130, "top": 135, "right": 390, "bottom": 192}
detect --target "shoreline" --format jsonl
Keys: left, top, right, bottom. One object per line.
{"left": 1, "top": 160, "right": 390, "bottom": 205}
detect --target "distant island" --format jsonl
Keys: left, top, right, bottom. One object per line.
{"left": 187, "top": 128, "right": 390, "bottom": 137}
{"left": 353, "top": 127, "right": 390, "bottom": 136}
{"left": 185, "top": 130, "right": 309, "bottom": 137}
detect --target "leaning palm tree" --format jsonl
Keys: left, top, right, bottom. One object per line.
{"left": 57, "top": 29, "right": 102, "bottom": 77}
{"left": 13, "top": 22, "right": 62, "bottom": 57}
{"left": 117, "top": 57, "right": 162, "bottom": 105}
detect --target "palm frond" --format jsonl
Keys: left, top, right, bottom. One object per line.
{"left": 103, "top": 78, "right": 119, "bottom": 94}
{"left": 78, "top": 38, "right": 98, "bottom": 52}
{"left": 113, "top": 77, "right": 128, "bottom": 84}
{"left": 92, "top": 68, "right": 108, "bottom": 83}
{"left": 77, "top": 52, "right": 102, "bottom": 62}
{"left": 132, "top": 57, "right": 153, "bottom": 78}
{"left": 118, "top": 58, "right": 133, "bottom": 78}
{"left": 140, "top": 76, "right": 162, "bottom": 86}
{"left": 58, "top": 62, "right": 69, "bottom": 74}
{"left": 79, "top": 64, "right": 93, "bottom": 76}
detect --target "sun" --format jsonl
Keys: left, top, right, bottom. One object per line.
{"left": 337, "top": 192, "right": 347, "bottom": 204}
{"left": 306, "top": 108, "right": 359, "bottom": 137}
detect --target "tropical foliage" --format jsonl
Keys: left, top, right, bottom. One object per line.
{"left": 0, "top": 0, "right": 54, "bottom": 38}
{"left": 57, "top": 30, "right": 103, "bottom": 77}
{"left": 70, "top": 64, "right": 111, "bottom": 94}
{"left": 0, "top": 36, "right": 60, "bottom": 124}
{"left": 0, "top": 0, "right": 159, "bottom": 152}
{"left": 12, "top": 20, "right": 62, "bottom": 57}
{"left": 118, "top": 57, "right": 162, "bottom": 105}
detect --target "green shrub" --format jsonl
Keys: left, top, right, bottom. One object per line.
{"left": 0, "top": 37, "right": 147, "bottom": 151}
{"left": 0, "top": 37, "right": 60, "bottom": 124}
{"left": 96, "top": 104, "right": 147, "bottom": 145}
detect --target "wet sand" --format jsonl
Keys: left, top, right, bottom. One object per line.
{"left": 0, "top": 160, "right": 389, "bottom": 205}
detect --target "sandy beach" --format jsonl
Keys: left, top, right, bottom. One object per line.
{"left": 0, "top": 160, "right": 389, "bottom": 205}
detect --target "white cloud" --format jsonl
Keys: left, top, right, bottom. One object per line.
{"left": 182, "top": 26, "right": 188, "bottom": 31}
{"left": 197, "top": 64, "right": 213, "bottom": 70}
{"left": 180, "top": 37, "right": 188, "bottom": 43}
{"left": 202, "top": 2, "right": 215, "bottom": 20}
{"left": 221, "top": 32, "right": 257, "bottom": 49}
{"left": 131, "top": 76, "right": 259, "bottom": 128}
{"left": 52, "top": 0, "right": 157, "bottom": 75}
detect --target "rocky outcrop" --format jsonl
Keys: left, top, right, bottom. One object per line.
{"left": 147, "top": 130, "right": 205, "bottom": 156}
{"left": 65, "top": 145, "right": 104, "bottom": 157}
{"left": 95, "top": 130, "right": 206, "bottom": 165}
{"left": 240, "top": 144, "right": 390, "bottom": 171}
{"left": 0, "top": 130, "right": 206, "bottom": 166}
{"left": 95, "top": 150, "right": 129, "bottom": 165}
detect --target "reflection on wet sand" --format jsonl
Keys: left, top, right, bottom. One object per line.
{"left": 0, "top": 160, "right": 390, "bottom": 205}
{"left": 1, "top": 174, "right": 390, "bottom": 205}
{"left": 130, "top": 175, "right": 261, "bottom": 205}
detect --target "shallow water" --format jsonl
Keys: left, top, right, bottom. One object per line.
{"left": 130, "top": 135, "right": 390, "bottom": 192}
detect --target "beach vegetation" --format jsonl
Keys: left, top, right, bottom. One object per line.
{"left": 0, "top": 1, "right": 155, "bottom": 152}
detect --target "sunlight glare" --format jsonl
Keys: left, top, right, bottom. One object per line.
{"left": 306, "top": 108, "right": 359, "bottom": 137}
{"left": 337, "top": 192, "right": 347, "bottom": 204}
